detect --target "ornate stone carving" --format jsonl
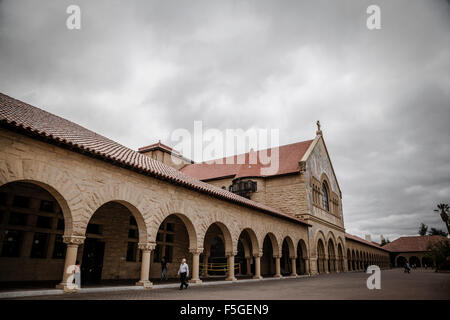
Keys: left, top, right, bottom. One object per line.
{"left": 189, "top": 248, "right": 204, "bottom": 255}
{"left": 63, "top": 235, "right": 85, "bottom": 245}
{"left": 138, "top": 242, "right": 156, "bottom": 251}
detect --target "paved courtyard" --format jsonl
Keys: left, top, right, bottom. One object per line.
{"left": 8, "top": 269, "right": 450, "bottom": 300}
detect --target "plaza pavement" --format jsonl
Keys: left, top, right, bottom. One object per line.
{"left": 4, "top": 269, "right": 450, "bottom": 300}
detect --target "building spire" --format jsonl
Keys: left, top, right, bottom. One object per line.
{"left": 316, "top": 120, "right": 322, "bottom": 136}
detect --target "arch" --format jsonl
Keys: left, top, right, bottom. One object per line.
{"left": 296, "top": 239, "right": 308, "bottom": 275}
{"left": 422, "top": 256, "right": 433, "bottom": 268}
{"left": 154, "top": 212, "right": 198, "bottom": 250}
{"left": 313, "top": 230, "right": 326, "bottom": 256}
{"left": 320, "top": 173, "right": 333, "bottom": 212}
{"left": 0, "top": 180, "right": 75, "bottom": 283}
{"left": 321, "top": 181, "right": 330, "bottom": 211}
{"left": 351, "top": 249, "right": 356, "bottom": 270}
{"left": 396, "top": 256, "right": 407, "bottom": 267}
{"left": 87, "top": 200, "right": 149, "bottom": 245}
{"left": 0, "top": 179, "right": 74, "bottom": 237}
{"left": 347, "top": 248, "right": 352, "bottom": 270}
{"left": 337, "top": 243, "right": 344, "bottom": 272}
{"left": 281, "top": 236, "right": 295, "bottom": 276}
{"left": 237, "top": 227, "right": 260, "bottom": 255}
{"left": 203, "top": 221, "right": 234, "bottom": 254}
{"left": 317, "top": 238, "right": 326, "bottom": 273}
{"left": 262, "top": 232, "right": 280, "bottom": 256}
{"left": 282, "top": 236, "right": 296, "bottom": 258}
{"left": 409, "top": 256, "right": 421, "bottom": 268}
{"left": 327, "top": 238, "right": 336, "bottom": 272}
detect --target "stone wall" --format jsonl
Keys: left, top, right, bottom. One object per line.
{"left": 0, "top": 128, "right": 310, "bottom": 282}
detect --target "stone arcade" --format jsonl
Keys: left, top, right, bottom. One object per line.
{"left": 0, "top": 93, "right": 390, "bottom": 291}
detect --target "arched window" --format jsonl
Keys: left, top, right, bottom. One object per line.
{"left": 322, "top": 182, "right": 330, "bottom": 211}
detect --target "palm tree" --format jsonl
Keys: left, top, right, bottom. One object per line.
{"left": 434, "top": 204, "right": 450, "bottom": 236}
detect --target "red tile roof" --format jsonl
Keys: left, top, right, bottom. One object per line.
{"left": 383, "top": 235, "right": 449, "bottom": 253}
{"left": 0, "top": 92, "right": 310, "bottom": 226}
{"left": 181, "top": 140, "right": 313, "bottom": 181}
{"left": 345, "top": 233, "right": 390, "bottom": 251}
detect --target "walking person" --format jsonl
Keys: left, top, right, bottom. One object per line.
{"left": 161, "top": 256, "right": 168, "bottom": 281}
{"left": 404, "top": 262, "right": 411, "bottom": 273}
{"left": 178, "top": 258, "right": 189, "bottom": 290}
{"left": 74, "top": 260, "right": 81, "bottom": 288}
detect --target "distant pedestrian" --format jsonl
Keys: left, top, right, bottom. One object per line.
{"left": 161, "top": 256, "right": 168, "bottom": 281}
{"left": 404, "top": 262, "right": 411, "bottom": 273}
{"left": 178, "top": 258, "right": 189, "bottom": 290}
{"left": 74, "top": 260, "right": 81, "bottom": 288}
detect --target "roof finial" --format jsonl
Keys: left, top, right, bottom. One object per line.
{"left": 316, "top": 120, "right": 322, "bottom": 136}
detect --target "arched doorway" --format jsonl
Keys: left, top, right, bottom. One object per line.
{"left": 351, "top": 250, "right": 356, "bottom": 270}
{"left": 409, "top": 256, "right": 421, "bottom": 268}
{"left": 152, "top": 214, "right": 194, "bottom": 282}
{"left": 296, "top": 239, "right": 308, "bottom": 275}
{"left": 236, "top": 228, "right": 258, "bottom": 278}
{"left": 0, "top": 181, "right": 69, "bottom": 288}
{"left": 396, "top": 256, "right": 407, "bottom": 267}
{"left": 327, "top": 240, "right": 336, "bottom": 272}
{"left": 347, "top": 249, "right": 352, "bottom": 271}
{"left": 81, "top": 201, "right": 146, "bottom": 286}
{"left": 281, "top": 237, "right": 295, "bottom": 276}
{"left": 317, "top": 239, "right": 326, "bottom": 273}
{"left": 262, "top": 233, "right": 278, "bottom": 277}
{"left": 422, "top": 256, "right": 433, "bottom": 268}
{"left": 337, "top": 244, "right": 344, "bottom": 272}
{"left": 203, "top": 222, "right": 234, "bottom": 280}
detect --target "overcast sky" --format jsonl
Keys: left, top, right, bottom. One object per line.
{"left": 0, "top": 0, "right": 449, "bottom": 242}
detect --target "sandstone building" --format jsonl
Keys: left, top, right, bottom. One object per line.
{"left": 383, "top": 235, "right": 449, "bottom": 268}
{"left": 0, "top": 92, "right": 390, "bottom": 291}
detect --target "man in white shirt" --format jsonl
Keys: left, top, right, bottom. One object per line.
{"left": 177, "top": 258, "right": 189, "bottom": 290}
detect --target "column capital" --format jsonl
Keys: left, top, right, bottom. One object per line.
{"left": 226, "top": 251, "right": 237, "bottom": 257}
{"left": 63, "top": 235, "right": 85, "bottom": 245}
{"left": 189, "top": 248, "right": 203, "bottom": 255}
{"left": 138, "top": 242, "right": 156, "bottom": 251}
{"left": 253, "top": 251, "right": 263, "bottom": 258}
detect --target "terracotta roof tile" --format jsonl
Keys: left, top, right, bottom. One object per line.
{"left": 345, "top": 233, "right": 390, "bottom": 251}
{"left": 383, "top": 235, "right": 449, "bottom": 252}
{"left": 0, "top": 92, "right": 309, "bottom": 226}
{"left": 181, "top": 140, "right": 313, "bottom": 181}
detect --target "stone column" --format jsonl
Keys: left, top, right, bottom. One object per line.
{"left": 225, "top": 252, "right": 237, "bottom": 281}
{"left": 189, "top": 249, "right": 203, "bottom": 284}
{"left": 290, "top": 257, "right": 297, "bottom": 277}
{"left": 246, "top": 256, "right": 252, "bottom": 276}
{"left": 305, "top": 258, "right": 310, "bottom": 275}
{"left": 253, "top": 253, "right": 263, "bottom": 279}
{"left": 274, "top": 256, "right": 282, "bottom": 278}
{"left": 56, "top": 235, "right": 85, "bottom": 292}
{"left": 324, "top": 254, "right": 330, "bottom": 274}
{"left": 202, "top": 253, "right": 209, "bottom": 277}
{"left": 136, "top": 242, "right": 155, "bottom": 289}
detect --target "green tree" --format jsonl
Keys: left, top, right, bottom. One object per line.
{"left": 434, "top": 203, "right": 450, "bottom": 235}
{"left": 380, "top": 238, "right": 390, "bottom": 246}
{"left": 426, "top": 240, "right": 450, "bottom": 271}
{"left": 419, "top": 223, "right": 428, "bottom": 236}
{"left": 428, "top": 228, "right": 448, "bottom": 237}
